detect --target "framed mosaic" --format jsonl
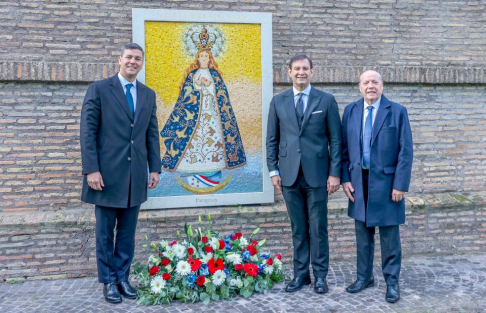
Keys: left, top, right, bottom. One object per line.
{"left": 132, "top": 9, "right": 274, "bottom": 209}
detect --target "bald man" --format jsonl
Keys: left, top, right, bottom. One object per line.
{"left": 341, "top": 70, "right": 413, "bottom": 303}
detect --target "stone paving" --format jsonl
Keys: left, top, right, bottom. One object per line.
{"left": 1, "top": 255, "right": 485, "bottom": 313}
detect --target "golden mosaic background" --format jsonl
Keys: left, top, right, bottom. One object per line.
{"left": 145, "top": 22, "right": 262, "bottom": 155}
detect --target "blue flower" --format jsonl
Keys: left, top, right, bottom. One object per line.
{"left": 242, "top": 251, "right": 250, "bottom": 260}
{"left": 258, "top": 265, "right": 265, "bottom": 274}
{"left": 186, "top": 274, "right": 197, "bottom": 285}
{"left": 224, "top": 268, "right": 230, "bottom": 275}
{"left": 200, "top": 264, "right": 210, "bottom": 276}
{"left": 260, "top": 254, "right": 269, "bottom": 259}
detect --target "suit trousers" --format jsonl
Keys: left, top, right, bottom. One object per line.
{"left": 355, "top": 169, "right": 401, "bottom": 285}
{"left": 95, "top": 204, "right": 140, "bottom": 283}
{"left": 282, "top": 167, "right": 329, "bottom": 278}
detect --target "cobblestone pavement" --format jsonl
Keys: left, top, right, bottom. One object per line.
{"left": 1, "top": 255, "right": 485, "bottom": 313}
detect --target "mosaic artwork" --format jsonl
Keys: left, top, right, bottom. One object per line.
{"left": 144, "top": 20, "right": 265, "bottom": 200}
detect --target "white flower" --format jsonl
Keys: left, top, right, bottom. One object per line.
{"left": 236, "top": 278, "right": 244, "bottom": 288}
{"left": 250, "top": 255, "right": 259, "bottom": 262}
{"left": 210, "top": 237, "right": 219, "bottom": 250}
{"left": 162, "top": 246, "right": 175, "bottom": 260}
{"left": 165, "top": 264, "right": 173, "bottom": 273}
{"left": 264, "top": 265, "right": 274, "bottom": 275}
{"left": 148, "top": 255, "right": 157, "bottom": 265}
{"left": 274, "top": 258, "right": 282, "bottom": 270}
{"left": 226, "top": 253, "right": 242, "bottom": 265}
{"left": 201, "top": 252, "right": 213, "bottom": 264}
{"left": 172, "top": 244, "right": 186, "bottom": 259}
{"left": 150, "top": 276, "right": 166, "bottom": 294}
{"left": 159, "top": 240, "right": 168, "bottom": 248}
{"left": 239, "top": 237, "right": 248, "bottom": 245}
{"left": 175, "top": 260, "right": 192, "bottom": 276}
{"left": 229, "top": 277, "right": 242, "bottom": 287}
{"left": 212, "top": 269, "right": 226, "bottom": 286}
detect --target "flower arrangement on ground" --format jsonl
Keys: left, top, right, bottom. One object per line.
{"left": 132, "top": 215, "right": 285, "bottom": 305}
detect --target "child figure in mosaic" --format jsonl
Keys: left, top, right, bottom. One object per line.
{"left": 160, "top": 27, "right": 246, "bottom": 194}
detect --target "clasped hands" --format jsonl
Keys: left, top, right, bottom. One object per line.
{"left": 87, "top": 172, "right": 160, "bottom": 191}
{"left": 342, "top": 182, "right": 405, "bottom": 202}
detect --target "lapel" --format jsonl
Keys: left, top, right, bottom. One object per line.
{"left": 300, "top": 86, "right": 321, "bottom": 134}
{"left": 283, "top": 89, "right": 299, "bottom": 131}
{"left": 350, "top": 98, "right": 364, "bottom": 142}
{"left": 109, "top": 74, "right": 134, "bottom": 121}
{"left": 135, "top": 80, "right": 146, "bottom": 123}
{"left": 371, "top": 95, "right": 391, "bottom": 146}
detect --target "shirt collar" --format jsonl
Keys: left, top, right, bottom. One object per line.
{"left": 363, "top": 96, "right": 381, "bottom": 111}
{"left": 293, "top": 84, "right": 312, "bottom": 97}
{"left": 118, "top": 73, "right": 137, "bottom": 89}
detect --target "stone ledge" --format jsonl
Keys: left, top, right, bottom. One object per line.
{"left": 1, "top": 191, "right": 485, "bottom": 227}
{"left": 1, "top": 61, "right": 485, "bottom": 84}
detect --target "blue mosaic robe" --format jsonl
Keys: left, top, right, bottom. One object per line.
{"left": 160, "top": 68, "right": 246, "bottom": 172}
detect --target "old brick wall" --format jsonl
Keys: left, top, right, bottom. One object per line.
{"left": 0, "top": 0, "right": 485, "bottom": 281}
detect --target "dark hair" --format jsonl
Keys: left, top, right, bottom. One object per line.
{"left": 120, "top": 43, "right": 144, "bottom": 57}
{"left": 288, "top": 54, "right": 313, "bottom": 69}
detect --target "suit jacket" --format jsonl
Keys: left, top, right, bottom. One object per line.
{"left": 266, "top": 86, "right": 342, "bottom": 188}
{"left": 341, "top": 95, "right": 413, "bottom": 227}
{"left": 80, "top": 74, "right": 161, "bottom": 208}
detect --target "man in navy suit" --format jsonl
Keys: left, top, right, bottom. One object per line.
{"left": 80, "top": 43, "right": 161, "bottom": 303}
{"left": 266, "top": 54, "right": 342, "bottom": 294}
{"left": 341, "top": 70, "right": 413, "bottom": 303}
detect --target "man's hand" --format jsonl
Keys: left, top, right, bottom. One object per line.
{"left": 148, "top": 172, "right": 160, "bottom": 189}
{"left": 392, "top": 189, "right": 406, "bottom": 202}
{"left": 87, "top": 172, "right": 104, "bottom": 191}
{"left": 327, "top": 175, "right": 340, "bottom": 195}
{"left": 342, "top": 182, "right": 355, "bottom": 202}
{"left": 271, "top": 175, "right": 282, "bottom": 194}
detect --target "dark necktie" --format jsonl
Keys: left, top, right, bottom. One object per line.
{"left": 126, "top": 83, "right": 135, "bottom": 117}
{"left": 296, "top": 93, "right": 304, "bottom": 129}
{"left": 362, "top": 106, "right": 373, "bottom": 169}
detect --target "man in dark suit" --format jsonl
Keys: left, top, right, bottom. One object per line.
{"left": 266, "top": 54, "right": 342, "bottom": 294}
{"left": 80, "top": 43, "right": 161, "bottom": 304}
{"left": 341, "top": 70, "right": 413, "bottom": 303}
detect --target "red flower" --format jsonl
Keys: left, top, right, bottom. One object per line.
{"left": 244, "top": 263, "right": 259, "bottom": 277}
{"left": 207, "top": 257, "right": 225, "bottom": 274}
{"left": 219, "top": 240, "right": 225, "bottom": 250}
{"left": 234, "top": 264, "right": 244, "bottom": 271}
{"left": 187, "top": 247, "right": 195, "bottom": 255}
{"left": 158, "top": 252, "right": 162, "bottom": 257}
{"left": 235, "top": 232, "right": 242, "bottom": 239}
{"left": 202, "top": 237, "right": 208, "bottom": 243}
{"left": 275, "top": 253, "right": 282, "bottom": 260}
{"left": 187, "top": 257, "right": 202, "bottom": 271}
{"left": 149, "top": 265, "right": 159, "bottom": 276}
{"left": 162, "top": 273, "right": 171, "bottom": 280}
{"left": 267, "top": 257, "right": 273, "bottom": 266}
{"left": 251, "top": 240, "right": 258, "bottom": 246}
{"left": 247, "top": 244, "right": 257, "bottom": 256}
{"left": 160, "top": 258, "right": 171, "bottom": 266}
{"left": 232, "top": 235, "right": 237, "bottom": 240}
{"left": 170, "top": 241, "right": 177, "bottom": 247}
{"left": 204, "top": 246, "right": 213, "bottom": 253}
{"left": 196, "top": 275, "right": 205, "bottom": 287}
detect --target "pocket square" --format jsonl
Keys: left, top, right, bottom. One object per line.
{"left": 311, "top": 110, "right": 323, "bottom": 114}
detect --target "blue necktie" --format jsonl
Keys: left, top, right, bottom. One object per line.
{"left": 126, "top": 83, "right": 135, "bottom": 117}
{"left": 362, "top": 106, "right": 373, "bottom": 169}
{"left": 296, "top": 93, "right": 304, "bottom": 129}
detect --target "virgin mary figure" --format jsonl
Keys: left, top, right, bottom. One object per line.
{"left": 160, "top": 27, "right": 246, "bottom": 194}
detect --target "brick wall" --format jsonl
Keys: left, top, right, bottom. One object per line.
{"left": 0, "top": 0, "right": 485, "bottom": 281}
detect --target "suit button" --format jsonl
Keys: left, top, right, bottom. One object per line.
{"left": 297, "top": 149, "right": 301, "bottom": 153}
{"left": 131, "top": 140, "right": 134, "bottom": 144}
{"left": 127, "top": 157, "right": 131, "bottom": 161}
{"left": 358, "top": 162, "right": 361, "bottom": 165}
{"left": 131, "top": 124, "right": 134, "bottom": 128}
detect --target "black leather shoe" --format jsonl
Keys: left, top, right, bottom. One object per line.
{"left": 117, "top": 280, "right": 138, "bottom": 299}
{"left": 314, "top": 277, "right": 328, "bottom": 294}
{"left": 386, "top": 284, "right": 400, "bottom": 303}
{"left": 285, "top": 276, "right": 311, "bottom": 292}
{"left": 345, "top": 278, "right": 375, "bottom": 293}
{"left": 103, "top": 282, "right": 122, "bottom": 304}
